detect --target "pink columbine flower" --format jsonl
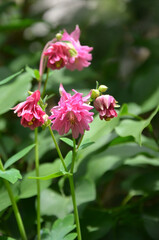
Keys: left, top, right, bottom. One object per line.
{"left": 94, "top": 95, "right": 118, "bottom": 121}
{"left": 61, "top": 25, "right": 93, "bottom": 71}
{"left": 49, "top": 84, "right": 94, "bottom": 139}
{"left": 44, "top": 42, "right": 71, "bottom": 70}
{"left": 41, "top": 25, "right": 93, "bottom": 74}
{"left": 12, "top": 90, "right": 45, "bottom": 130}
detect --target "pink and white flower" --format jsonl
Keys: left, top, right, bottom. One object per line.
{"left": 94, "top": 95, "right": 118, "bottom": 121}
{"left": 12, "top": 90, "right": 45, "bottom": 130}
{"left": 61, "top": 25, "right": 93, "bottom": 71}
{"left": 42, "top": 25, "right": 93, "bottom": 73}
{"left": 50, "top": 84, "right": 94, "bottom": 139}
{"left": 44, "top": 42, "right": 71, "bottom": 70}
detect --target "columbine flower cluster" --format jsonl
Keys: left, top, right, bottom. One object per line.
{"left": 42, "top": 25, "right": 93, "bottom": 72}
{"left": 12, "top": 25, "right": 119, "bottom": 138}
{"left": 49, "top": 84, "right": 94, "bottom": 139}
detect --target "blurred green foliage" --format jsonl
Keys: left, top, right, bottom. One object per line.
{"left": 0, "top": 0, "right": 159, "bottom": 239}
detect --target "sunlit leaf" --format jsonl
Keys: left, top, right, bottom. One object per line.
{"left": 0, "top": 169, "right": 22, "bottom": 184}
{"left": 4, "top": 144, "right": 35, "bottom": 169}
{"left": 115, "top": 106, "right": 159, "bottom": 145}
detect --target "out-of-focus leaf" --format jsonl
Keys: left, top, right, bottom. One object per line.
{"left": 0, "top": 237, "right": 16, "bottom": 240}
{"left": 78, "top": 141, "right": 95, "bottom": 150}
{"left": 60, "top": 151, "right": 72, "bottom": 172}
{"left": 124, "top": 155, "right": 159, "bottom": 167}
{"left": 60, "top": 138, "right": 73, "bottom": 147}
{"left": 0, "top": 169, "right": 22, "bottom": 184}
{"left": 143, "top": 213, "right": 159, "bottom": 240}
{"left": 77, "top": 115, "right": 119, "bottom": 166}
{"left": 0, "top": 19, "right": 35, "bottom": 31}
{"left": 82, "top": 208, "right": 113, "bottom": 240}
{"left": 20, "top": 162, "right": 60, "bottom": 199}
{"left": 41, "top": 214, "right": 77, "bottom": 240}
{"left": 40, "top": 178, "right": 96, "bottom": 218}
{"left": 4, "top": 144, "right": 35, "bottom": 169}
{"left": 0, "top": 69, "right": 23, "bottom": 86}
{"left": 0, "top": 72, "right": 32, "bottom": 114}
{"left": 0, "top": 183, "right": 19, "bottom": 212}
{"left": 28, "top": 171, "right": 71, "bottom": 180}
{"left": 25, "top": 66, "right": 40, "bottom": 80}
{"left": 115, "top": 106, "right": 159, "bottom": 145}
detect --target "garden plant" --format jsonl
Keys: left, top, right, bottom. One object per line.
{"left": 0, "top": 1, "right": 159, "bottom": 240}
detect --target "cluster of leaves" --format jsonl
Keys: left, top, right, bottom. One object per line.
{"left": 0, "top": 0, "right": 159, "bottom": 240}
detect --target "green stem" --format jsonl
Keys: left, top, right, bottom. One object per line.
{"left": 48, "top": 126, "right": 67, "bottom": 172}
{"left": 71, "top": 138, "right": 76, "bottom": 174}
{"left": 69, "top": 175, "right": 82, "bottom": 240}
{"left": 0, "top": 159, "right": 27, "bottom": 240}
{"left": 48, "top": 129, "right": 82, "bottom": 239}
{"left": 41, "top": 68, "right": 49, "bottom": 99}
{"left": 35, "top": 128, "right": 41, "bottom": 240}
{"left": 77, "top": 134, "right": 84, "bottom": 150}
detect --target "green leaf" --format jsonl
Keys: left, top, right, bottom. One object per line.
{"left": 78, "top": 141, "right": 95, "bottom": 150}
{"left": 124, "top": 155, "right": 159, "bottom": 167}
{"left": 115, "top": 106, "right": 159, "bottom": 145}
{"left": 0, "top": 19, "right": 35, "bottom": 31}
{"left": 0, "top": 69, "right": 23, "bottom": 86}
{"left": 34, "top": 69, "right": 40, "bottom": 80}
{"left": 0, "top": 183, "right": 19, "bottom": 212}
{"left": 28, "top": 171, "right": 71, "bottom": 180}
{"left": 0, "top": 72, "right": 32, "bottom": 114}
{"left": 60, "top": 151, "right": 72, "bottom": 172}
{"left": 41, "top": 214, "right": 77, "bottom": 240}
{"left": 0, "top": 237, "right": 16, "bottom": 240}
{"left": 25, "top": 66, "right": 40, "bottom": 80}
{"left": 143, "top": 213, "right": 159, "bottom": 240}
{"left": 20, "top": 162, "right": 60, "bottom": 199}
{"left": 40, "top": 178, "right": 96, "bottom": 218}
{"left": 60, "top": 138, "right": 73, "bottom": 147}
{"left": 4, "top": 144, "right": 35, "bottom": 169}
{"left": 0, "top": 169, "right": 22, "bottom": 184}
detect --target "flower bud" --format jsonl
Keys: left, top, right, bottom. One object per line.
{"left": 43, "top": 114, "right": 51, "bottom": 127}
{"left": 56, "top": 33, "right": 63, "bottom": 40}
{"left": 99, "top": 85, "right": 108, "bottom": 93}
{"left": 91, "top": 89, "right": 100, "bottom": 99}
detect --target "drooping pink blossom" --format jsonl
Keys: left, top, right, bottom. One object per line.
{"left": 94, "top": 95, "right": 118, "bottom": 121}
{"left": 44, "top": 42, "right": 71, "bottom": 70}
{"left": 49, "top": 84, "right": 94, "bottom": 139}
{"left": 12, "top": 90, "right": 45, "bottom": 130}
{"left": 61, "top": 25, "right": 93, "bottom": 71}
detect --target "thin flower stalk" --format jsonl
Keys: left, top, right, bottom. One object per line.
{"left": 0, "top": 159, "right": 27, "bottom": 240}
{"left": 35, "top": 128, "right": 41, "bottom": 240}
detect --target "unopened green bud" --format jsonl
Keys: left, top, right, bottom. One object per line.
{"left": 91, "top": 89, "right": 100, "bottom": 99}
{"left": 56, "top": 33, "right": 63, "bottom": 40}
{"left": 99, "top": 85, "right": 108, "bottom": 93}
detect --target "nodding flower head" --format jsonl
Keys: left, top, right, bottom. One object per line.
{"left": 49, "top": 84, "right": 94, "bottom": 139}
{"left": 94, "top": 95, "right": 118, "bottom": 121}
{"left": 42, "top": 25, "right": 93, "bottom": 73}
{"left": 44, "top": 42, "right": 71, "bottom": 70}
{"left": 61, "top": 25, "right": 93, "bottom": 71}
{"left": 12, "top": 90, "right": 45, "bottom": 130}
